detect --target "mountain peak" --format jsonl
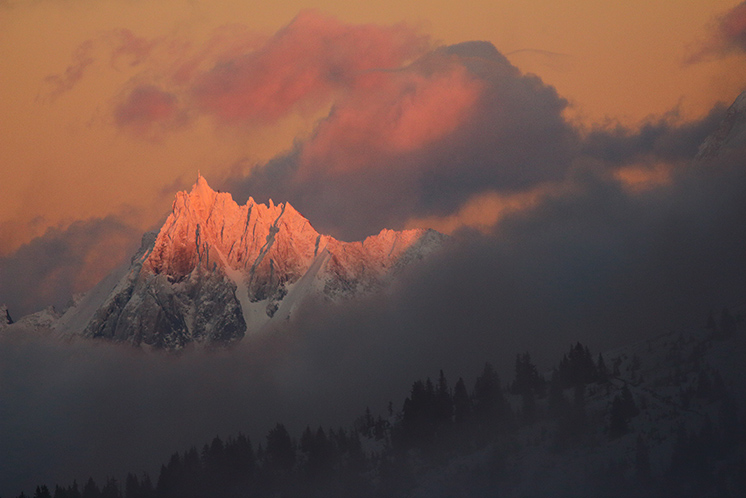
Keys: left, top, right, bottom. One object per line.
{"left": 62, "top": 178, "right": 445, "bottom": 348}
{"left": 191, "top": 173, "right": 213, "bottom": 196}
{"left": 176, "top": 174, "right": 220, "bottom": 218}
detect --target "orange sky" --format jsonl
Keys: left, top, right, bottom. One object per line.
{"left": 1, "top": 0, "right": 744, "bottom": 255}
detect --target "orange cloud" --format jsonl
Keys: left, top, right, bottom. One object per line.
{"left": 0, "top": 218, "right": 49, "bottom": 257}
{"left": 613, "top": 163, "right": 673, "bottom": 192}
{"left": 405, "top": 188, "right": 546, "bottom": 235}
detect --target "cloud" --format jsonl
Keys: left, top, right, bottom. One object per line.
{"left": 43, "top": 40, "right": 95, "bottom": 100}
{"left": 225, "top": 41, "right": 578, "bottom": 241}
{"left": 3, "top": 114, "right": 744, "bottom": 497}
{"left": 505, "top": 48, "right": 574, "bottom": 73}
{"left": 6, "top": 9, "right": 745, "bottom": 494}
{"left": 114, "top": 85, "right": 184, "bottom": 135}
{"left": 46, "top": 12, "right": 430, "bottom": 139}
{"left": 688, "top": 1, "right": 746, "bottom": 62}
{"left": 0, "top": 216, "right": 50, "bottom": 256}
{"left": 718, "top": 1, "right": 746, "bottom": 52}
{"left": 189, "top": 10, "right": 430, "bottom": 125}
{"left": 42, "top": 29, "right": 161, "bottom": 101}
{"left": 0, "top": 217, "right": 141, "bottom": 318}
{"left": 283, "top": 130, "right": 746, "bottom": 376}
{"left": 404, "top": 188, "right": 546, "bottom": 235}
{"left": 109, "top": 28, "right": 160, "bottom": 68}
{"left": 583, "top": 104, "right": 728, "bottom": 165}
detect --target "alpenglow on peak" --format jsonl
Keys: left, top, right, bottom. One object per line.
{"left": 55, "top": 176, "right": 445, "bottom": 349}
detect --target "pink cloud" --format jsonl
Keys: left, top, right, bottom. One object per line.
{"left": 720, "top": 1, "right": 746, "bottom": 51}
{"left": 227, "top": 41, "right": 579, "bottom": 240}
{"left": 46, "top": 13, "right": 430, "bottom": 133}
{"left": 190, "top": 10, "right": 430, "bottom": 124}
{"left": 170, "top": 24, "right": 265, "bottom": 85}
{"left": 114, "top": 85, "right": 183, "bottom": 133}
{"left": 298, "top": 59, "right": 484, "bottom": 175}
{"left": 688, "top": 1, "right": 746, "bottom": 62}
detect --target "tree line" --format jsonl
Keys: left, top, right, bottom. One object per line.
{"left": 8, "top": 311, "right": 745, "bottom": 497}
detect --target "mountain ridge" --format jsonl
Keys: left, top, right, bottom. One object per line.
{"left": 49, "top": 176, "right": 444, "bottom": 348}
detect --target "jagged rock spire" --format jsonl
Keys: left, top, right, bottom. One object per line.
{"left": 64, "top": 175, "right": 444, "bottom": 349}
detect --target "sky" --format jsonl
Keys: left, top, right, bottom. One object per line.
{"left": 1, "top": 1, "right": 746, "bottom": 495}
{"left": 1, "top": 0, "right": 746, "bottom": 318}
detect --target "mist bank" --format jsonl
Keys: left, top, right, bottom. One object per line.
{"left": 2, "top": 139, "right": 745, "bottom": 496}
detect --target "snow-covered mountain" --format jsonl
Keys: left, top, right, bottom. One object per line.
{"left": 53, "top": 176, "right": 444, "bottom": 348}
{"left": 697, "top": 90, "right": 746, "bottom": 159}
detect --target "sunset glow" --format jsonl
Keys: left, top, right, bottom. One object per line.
{"left": 2, "top": 2, "right": 744, "bottom": 259}
{"left": 1, "top": 2, "right": 746, "bottom": 496}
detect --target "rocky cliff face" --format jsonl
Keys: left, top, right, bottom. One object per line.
{"left": 68, "top": 176, "right": 443, "bottom": 348}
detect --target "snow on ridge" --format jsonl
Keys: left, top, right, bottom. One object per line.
{"left": 42, "top": 176, "right": 445, "bottom": 348}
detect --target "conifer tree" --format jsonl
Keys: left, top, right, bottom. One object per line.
{"left": 511, "top": 352, "right": 544, "bottom": 396}
{"left": 596, "top": 353, "right": 609, "bottom": 383}
{"left": 265, "top": 423, "right": 295, "bottom": 472}
{"left": 81, "top": 478, "right": 99, "bottom": 498}
{"left": 99, "top": 479, "right": 118, "bottom": 498}
{"left": 453, "top": 377, "right": 471, "bottom": 426}
{"left": 33, "top": 486, "right": 51, "bottom": 498}
{"left": 473, "top": 362, "right": 511, "bottom": 440}
{"left": 621, "top": 385, "right": 639, "bottom": 418}
{"left": 434, "top": 370, "right": 453, "bottom": 426}
{"left": 608, "top": 395, "right": 628, "bottom": 439}
{"left": 547, "top": 368, "right": 567, "bottom": 418}
{"left": 124, "top": 474, "right": 139, "bottom": 498}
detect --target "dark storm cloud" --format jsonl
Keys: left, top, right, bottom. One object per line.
{"left": 2, "top": 104, "right": 745, "bottom": 496}
{"left": 224, "top": 41, "right": 578, "bottom": 241}
{"left": 0, "top": 217, "right": 141, "bottom": 318}
{"left": 581, "top": 103, "right": 728, "bottom": 165}
{"left": 282, "top": 144, "right": 746, "bottom": 373}
{"left": 5, "top": 130, "right": 745, "bottom": 497}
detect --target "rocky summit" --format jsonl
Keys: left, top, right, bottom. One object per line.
{"left": 54, "top": 176, "right": 444, "bottom": 349}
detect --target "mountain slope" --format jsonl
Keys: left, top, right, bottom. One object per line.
{"left": 697, "top": 90, "right": 746, "bottom": 159}
{"left": 55, "top": 176, "right": 444, "bottom": 348}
